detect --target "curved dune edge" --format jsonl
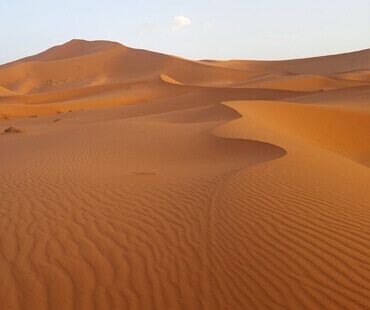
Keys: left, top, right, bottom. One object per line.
{"left": 216, "top": 100, "right": 370, "bottom": 167}
{"left": 210, "top": 101, "right": 288, "bottom": 163}
{"left": 159, "top": 74, "right": 183, "bottom": 85}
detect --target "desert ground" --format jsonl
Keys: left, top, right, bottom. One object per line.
{"left": 0, "top": 40, "right": 369, "bottom": 309}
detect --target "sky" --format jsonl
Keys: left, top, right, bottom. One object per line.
{"left": 0, "top": 0, "right": 369, "bottom": 64}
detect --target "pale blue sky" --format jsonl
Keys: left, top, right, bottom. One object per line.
{"left": 1, "top": 0, "right": 369, "bottom": 64}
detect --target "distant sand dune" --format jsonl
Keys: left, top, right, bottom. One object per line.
{"left": 200, "top": 48, "right": 370, "bottom": 74}
{"left": 226, "top": 74, "right": 369, "bottom": 91}
{"left": 332, "top": 69, "right": 370, "bottom": 82}
{"left": 0, "top": 40, "right": 369, "bottom": 310}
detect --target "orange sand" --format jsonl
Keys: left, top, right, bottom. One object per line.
{"left": 0, "top": 40, "right": 369, "bottom": 309}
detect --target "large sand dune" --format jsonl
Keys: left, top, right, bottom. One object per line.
{"left": 0, "top": 40, "right": 369, "bottom": 309}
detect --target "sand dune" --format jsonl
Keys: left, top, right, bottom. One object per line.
{"left": 333, "top": 69, "right": 370, "bottom": 82}
{"left": 286, "top": 85, "right": 370, "bottom": 112}
{"left": 0, "top": 39, "right": 266, "bottom": 95}
{"left": 224, "top": 73, "right": 368, "bottom": 91}
{"left": 218, "top": 100, "right": 370, "bottom": 166}
{"left": 200, "top": 48, "right": 370, "bottom": 74}
{"left": 0, "top": 40, "right": 369, "bottom": 310}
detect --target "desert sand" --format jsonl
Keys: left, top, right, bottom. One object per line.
{"left": 0, "top": 40, "right": 369, "bottom": 309}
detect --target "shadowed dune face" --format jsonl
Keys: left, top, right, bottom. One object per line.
{"left": 0, "top": 40, "right": 370, "bottom": 310}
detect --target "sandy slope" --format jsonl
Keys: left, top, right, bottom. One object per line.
{"left": 0, "top": 40, "right": 369, "bottom": 310}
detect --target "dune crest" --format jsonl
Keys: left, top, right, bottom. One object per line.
{"left": 0, "top": 40, "right": 369, "bottom": 310}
